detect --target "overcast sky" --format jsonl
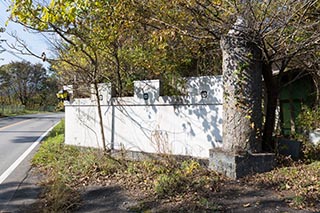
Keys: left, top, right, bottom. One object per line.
{"left": 0, "top": 0, "right": 50, "bottom": 67}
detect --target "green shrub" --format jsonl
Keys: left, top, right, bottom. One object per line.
{"left": 295, "top": 106, "right": 320, "bottom": 162}
{"left": 180, "top": 160, "right": 201, "bottom": 175}
{"left": 154, "top": 173, "right": 182, "bottom": 196}
{"left": 153, "top": 160, "right": 209, "bottom": 197}
{"left": 48, "top": 119, "right": 65, "bottom": 137}
{"left": 297, "top": 106, "right": 320, "bottom": 131}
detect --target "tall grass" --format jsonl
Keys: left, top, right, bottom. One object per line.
{"left": 32, "top": 119, "right": 122, "bottom": 212}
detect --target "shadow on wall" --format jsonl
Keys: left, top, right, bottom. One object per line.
{"left": 177, "top": 104, "right": 223, "bottom": 148}
{"left": 64, "top": 76, "right": 223, "bottom": 158}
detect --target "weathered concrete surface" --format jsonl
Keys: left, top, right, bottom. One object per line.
{"left": 209, "top": 149, "right": 275, "bottom": 179}
{"left": 210, "top": 17, "right": 274, "bottom": 179}
{"left": 278, "top": 139, "right": 302, "bottom": 160}
{"left": 221, "top": 17, "right": 262, "bottom": 153}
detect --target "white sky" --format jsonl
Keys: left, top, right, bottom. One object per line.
{"left": 0, "top": 0, "right": 51, "bottom": 67}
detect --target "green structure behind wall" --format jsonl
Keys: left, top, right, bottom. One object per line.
{"left": 279, "top": 72, "right": 316, "bottom": 136}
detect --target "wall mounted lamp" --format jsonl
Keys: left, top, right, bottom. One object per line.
{"left": 201, "top": 91, "right": 208, "bottom": 99}
{"left": 143, "top": 93, "right": 149, "bottom": 100}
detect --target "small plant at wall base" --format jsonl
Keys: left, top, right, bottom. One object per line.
{"left": 295, "top": 106, "right": 320, "bottom": 162}
{"left": 296, "top": 106, "right": 320, "bottom": 131}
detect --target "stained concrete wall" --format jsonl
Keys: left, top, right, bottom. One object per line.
{"left": 65, "top": 76, "right": 223, "bottom": 158}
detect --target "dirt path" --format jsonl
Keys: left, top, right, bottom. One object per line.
{"left": 75, "top": 181, "right": 314, "bottom": 213}
{"left": 207, "top": 180, "right": 310, "bottom": 212}
{"left": 75, "top": 185, "right": 138, "bottom": 213}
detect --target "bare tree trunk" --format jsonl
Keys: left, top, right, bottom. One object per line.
{"left": 115, "top": 54, "right": 122, "bottom": 96}
{"left": 94, "top": 82, "right": 108, "bottom": 153}
{"left": 289, "top": 86, "right": 296, "bottom": 135}
{"left": 113, "top": 43, "right": 123, "bottom": 96}
{"left": 262, "top": 63, "right": 278, "bottom": 151}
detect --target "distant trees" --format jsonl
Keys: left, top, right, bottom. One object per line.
{"left": 0, "top": 61, "right": 59, "bottom": 108}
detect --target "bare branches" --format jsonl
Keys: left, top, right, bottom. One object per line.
{"left": 5, "top": 31, "right": 45, "bottom": 61}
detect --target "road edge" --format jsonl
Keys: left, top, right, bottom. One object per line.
{"left": 0, "top": 121, "right": 61, "bottom": 184}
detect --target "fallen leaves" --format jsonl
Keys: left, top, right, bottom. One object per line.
{"left": 34, "top": 126, "right": 320, "bottom": 212}
{"left": 247, "top": 160, "right": 320, "bottom": 211}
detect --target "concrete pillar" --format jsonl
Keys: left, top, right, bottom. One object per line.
{"left": 209, "top": 17, "right": 274, "bottom": 179}
{"left": 221, "top": 16, "right": 262, "bottom": 153}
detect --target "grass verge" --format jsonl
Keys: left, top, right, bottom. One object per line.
{"left": 33, "top": 119, "right": 122, "bottom": 212}
{"left": 32, "top": 120, "right": 225, "bottom": 212}
{"left": 0, "top": 109, "right": 52, "bottom": 118}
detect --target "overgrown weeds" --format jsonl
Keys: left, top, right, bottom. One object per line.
{"left": 33, "top": 120, "right": 122, "bottom": 211}
{"left": 114, "top": 158, "right": 224, "bottom": 212}
{"left": 34, "top": 119, "right": 320, "bottom": 212}
{"left": 33, "top": 119, "right": 224, "bottom": 212}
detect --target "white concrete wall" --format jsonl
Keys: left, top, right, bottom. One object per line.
{"left": 65, "top": 76, "right": 223, "bottom": 158}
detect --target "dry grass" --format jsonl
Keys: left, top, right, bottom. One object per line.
{"left": 33, "top": 121, "right": 320, "bottom": 212}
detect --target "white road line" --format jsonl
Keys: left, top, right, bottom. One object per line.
{"left": 0, "top": 121, "right": 61, "bottom": 184}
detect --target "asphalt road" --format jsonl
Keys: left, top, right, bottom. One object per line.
{"left": 0, "top": 113, "right": 64, "bottom": 211}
